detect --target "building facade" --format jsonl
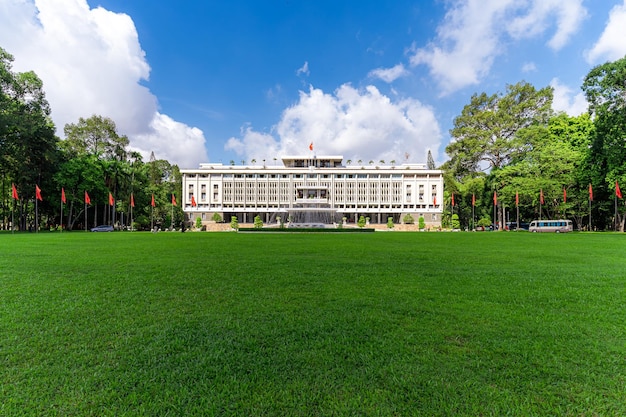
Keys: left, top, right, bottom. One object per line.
{"left": 180, "top": 156, "right": 444, "bottom": 226}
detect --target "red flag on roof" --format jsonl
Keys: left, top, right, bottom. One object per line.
{"left": 61, "top": 188, "right": 66, "bottom": 204}
{"left": 12, "top": 183, "right": 18, "bottom": 200}
{"left": 36, "top": 185, "right": 43, "bottom": 201}
{"left": 84, "top": 191, "right": 91, "bottom": 205}
{"left": 616, "top": 181, "right": 622, "bottom": 199}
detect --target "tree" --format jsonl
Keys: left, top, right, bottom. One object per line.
{"left": 0, "top": 47, "right": 59, "bottom": 230}
{"left": 448, "top": 81, "right": 553, "bottom": 176}
{"left": 447, "top": 81, "right": 553, "bottom": 228}
{"left": 63, "top": 115, "right": 129, "bottom": 160}
{"left": 230, "top": 216, "right": 239, "bottom": 230}
{"left": 582, "top": 56, "right": 626, "bottom": 230}
{"left": 427, "top": 150, "right": 436, "bottom": 169}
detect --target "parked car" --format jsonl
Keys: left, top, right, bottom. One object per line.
{"left": 90, "top": 225, "right": 114, "bottom": 232}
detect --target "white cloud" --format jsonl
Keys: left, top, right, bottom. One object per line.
{"left": 507, "top": 0, "right": 587, "bottom": 50}
{"left": 410, "top": 0, "right": 587, "bottom": 94}
{"left": 550, "top": 78, "right": 587, "bottom": 116}
{"left": 585, "top": 1, "right": 626, "bottom": 64}
{"left": 368, "top": 64, "right": 409, "bottom": 83}
{"left": 521, "top": 62, "right": 537, "bottom": 73}
{"left": 226, "top": 84, "right": 442, "bottom": 164}
{"left": 0, "top": 0, "right": 208, "bottom": 167}
{"left": 296, "top": 61, "right": 310, "bottom": 77}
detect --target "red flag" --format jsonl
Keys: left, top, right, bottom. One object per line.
{"left": 616, "top": 181, "right": 622, "bottom": 199}
{"left": 540, "top": 189, "right": 544, "bottom": 205}
{"left": 589, "top": 184, "right": 593, "bottom": 201}
{"left": 84, "top": 191, "right": 91, "bottom": 205}
{"left": 563, "top": 188, "right": 567, "bottom": 203}
{"left": 61, "top": 188, "right": 66, "bottom": 204}
{"left": 12, "top": 183, "right": 18, "bottom": 200}
{"left": 172, "top": 194, "right": 177, "bottom": 206}
{"left": 451, "top": 193, "right": 455, "bottom": 207}
{"left": 493, "top": 191, "right": 497, "bottom": 206}
{"left": 191, "top": 195, "right": 197, "bottom": 207}
{"left": 130, "top": 193, "right": 135, "bottom": 208}
{"left": 151, "top": 194, "right": 155, "bottom": 207}
{"left": 35, "top": 185, "right": 43, "bottom": 201}
{"left": 472, "top": 193, "right": 475, "bottom": 207}
{"left": 109, "top": 192, "right": 114, "bottom": 206}
{"left": 309, "top": 142, "right": 313, "bottom": 151}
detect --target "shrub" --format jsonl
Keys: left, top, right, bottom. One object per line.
{"left": 387, "top": 217, "right": 394, "bottom": 229}
{"left": 253, "top": 215, "right": 263, "bottom": 229}
{"left": 451, "top": 214, "right": 460, "bottom": 229}
{"left": 230, "top": 216, "right": 239, "bottom": 230}
{"left": 195, "top": 217, "right": 202, "bottom": 229}
{"left": 211, "top": 213, "right": 222, "bottom": 223}
{"left": 418, "top": 216, "right": 426, "bottom": 230}
{"left": 357, "top": 215, "right": 366, "bottom": 228}
{"left": 477, "top": 217, "right": 491, "bottom": 227}
{"left": 403, "top": 214, "right": 415, "bottom": 224}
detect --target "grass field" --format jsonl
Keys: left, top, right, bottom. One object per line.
{"left": 0, "top": 231, "right": 625, "bottom": 416}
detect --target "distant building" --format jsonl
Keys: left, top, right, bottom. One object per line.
{"left": 180, "top": 155, "right": 443, "bottom": 226}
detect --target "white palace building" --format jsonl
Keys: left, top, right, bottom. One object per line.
{"left": 181, "top": 155, "right": 443, "bottom": 227}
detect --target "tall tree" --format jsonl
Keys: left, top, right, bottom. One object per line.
{"left": 582, "top": 56, "right": 626, "bottom": 230}
{"left": 447, "top": 81, "right": 553, "bottom": 228}
{"left": 0, "top": 47, "right": 58, "bottom": 230}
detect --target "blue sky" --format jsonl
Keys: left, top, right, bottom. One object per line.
{"left": 1, "top": 1, "right": 625, "bottom": 168}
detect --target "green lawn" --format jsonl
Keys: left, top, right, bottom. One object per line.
{"left": 1, "top": 231, "right": 624, "bottom": 416}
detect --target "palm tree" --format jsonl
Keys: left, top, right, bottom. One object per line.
{"left": 358, "top": 159, "right": 362, "bottom": 166}
{"left": 346, "top": 159, "right": 352, "bottom": 166}
{"left": 379, "top": 159, "right": 385, "bottom": 165}
{"left": 251, "top": 159, "right": 256, "bottom": 165}
{"left": 369, "top": 160, "right": 374, "bottom": 166}
{"left": 230, "top": 160, "right": 235, "bottom": 166}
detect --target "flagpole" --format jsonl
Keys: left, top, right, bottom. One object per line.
{"left": 615, "top": 194, "right": 618, "bottom": 232}
{"left": 151, "top": 196, "right": 154, "bottom": 231}
{"left": 60, "top": 197, "right": 63, "bottom": 233}
{"left": 85, "top": 201, "right": 87, "bottom": 231}
{"left": 589, "top": 199, "right": 591, "bottom": 232}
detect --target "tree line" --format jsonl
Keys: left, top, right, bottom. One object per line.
{"left": 1, "top": 47, "right": 183, "bottom": 231}
{"left": 3, "top": 42, "right": 626, "bottom": 232}
{"left": 443, "top": 55, "right": 626, "bottom": 231}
